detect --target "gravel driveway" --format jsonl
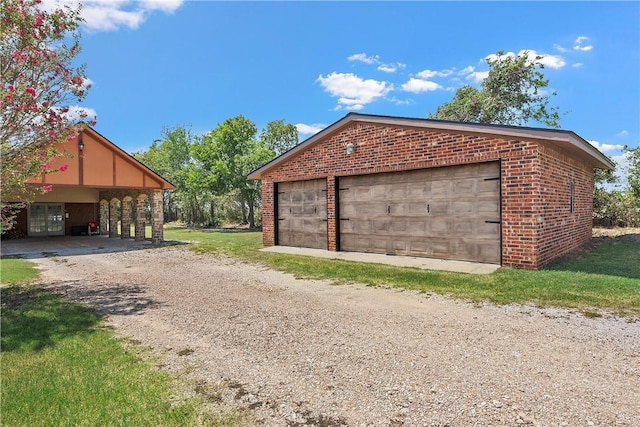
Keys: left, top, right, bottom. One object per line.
{"left": 34, "top": 247, "right": 639, "bottom": 426}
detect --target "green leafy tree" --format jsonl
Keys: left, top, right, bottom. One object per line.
{"left": 193, "top": 115, "right": 260, "bottom": 226}
{"left": 1, "top": 0, "right": 93, "bottom": 231}
{"left": 625, "top": 146, "right": 640, "bottom": 201}
{"left": 430, "top": 51, "right": 561, "bottom": 128}
{"left": 134, "top": 126, "right": 204, "bottom": 223}
{"left": 259, "top": 119, "right": 299, "bottom": 156}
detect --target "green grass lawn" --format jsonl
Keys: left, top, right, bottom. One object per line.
{"left": 165, "top": 226, "right": 640, "bottom": 316}
{"left": 1, "top": 271, "right": 246, "bottom": 426}
{"left": 0, "top": 257, "right": 41, "bottom": 284}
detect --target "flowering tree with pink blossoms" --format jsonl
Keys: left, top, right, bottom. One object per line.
{"left": 1, "top": 0, "right": 94, "bottom": 231}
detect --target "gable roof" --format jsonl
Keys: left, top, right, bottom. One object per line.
{"left": 248, "top": 113, "right": 614, "bottom": 180}
{"left": 27, "top": 125, "right": 175, "bottom": 190}
{"left": 81, "top": 126, "right": 175, "bottom": 190}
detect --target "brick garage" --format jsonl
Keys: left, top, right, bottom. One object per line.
{"left": 248, "top": 113, "right": 613, "bottom": 269}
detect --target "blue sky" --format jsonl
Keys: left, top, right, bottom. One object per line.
{"left": 50, "top": 1, "right": 639, "bottom": 185}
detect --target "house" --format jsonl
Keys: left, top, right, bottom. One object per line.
{"left": 7, "top": 126, "right": 174, "bottom": 242}
{"left": 248, "top": 113, "right": 614, "bottom": 269}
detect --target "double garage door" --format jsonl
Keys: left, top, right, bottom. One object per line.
{"left": 277, "top": 162, "right": 501, "bottom": 264}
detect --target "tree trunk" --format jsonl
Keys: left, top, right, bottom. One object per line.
{"left": 248, "top": 201, "right": 255, "bottom": 229}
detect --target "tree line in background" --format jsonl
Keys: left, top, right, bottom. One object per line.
{"left": 134, "top": 117, "right": 298, "bottom": 228}
{"left": 138, "top": 50, "right": 638, "bottom": 230}
{"left": 2, "top": 0, "right": 638, "bottom": 231}
{"left": 593, "top": 147, "right": 640, "bottom": 227}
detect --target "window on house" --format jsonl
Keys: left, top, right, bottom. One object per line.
{"left": 570, "top": 181, "right": 575, "bottom": 213}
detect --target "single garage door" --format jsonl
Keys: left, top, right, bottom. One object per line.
{"left": 338, "top": 162, "right": 501, "bottom": 263}
{"left": 277, "top": 179, "right": 328, "bottom": 249}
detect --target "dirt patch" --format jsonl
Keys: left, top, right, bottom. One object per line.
{"left": 31, "top": 248, "right": 640, "bottom": 426}
{"left": 593, "top": 226, "right": 640, "bottom": 241}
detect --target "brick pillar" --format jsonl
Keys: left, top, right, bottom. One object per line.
{"left": 135, "top": 195, "right": 146, "bottom": 241}
{"left": 109, "top": 198, "right": 119, "bottom": 238}
{"left": 99, "top": 200, "right": 109, "bottom": 235}
{"left": 121, "top": 197, "right": 132, "bottom": 239}
{"left": 151, "top": 190, "right": 164, "bottom": 243}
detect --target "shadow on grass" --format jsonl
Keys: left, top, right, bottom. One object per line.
{"left": 44, "top": 281, "right": 161, "bottom": 316}
{"left": 544, "top": 234, "right": 640, "bottom": 279}
{"left": 1, "top": 286, "right": 102, "bottom": 353}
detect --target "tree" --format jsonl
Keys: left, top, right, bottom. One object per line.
{"left": 430, "top": 51, "right": 561, "bottom": 128}
{"left": 259, "top": 119, "right": 299, "bottom": 156}
{"left": 1, "top": 0, "right": 93, "bottom": 231}
{"left": 625, "top": 146, "right": 640, "bottom": 201}
{"left": 133, "top": 126, "right": 203, "bottom": 223}
{"left": 193, "top": 115, "right": 260, "bottom": 226}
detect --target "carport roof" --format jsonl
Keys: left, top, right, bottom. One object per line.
{"left": 247, "top": 113, "right": 615, "bottom": 180}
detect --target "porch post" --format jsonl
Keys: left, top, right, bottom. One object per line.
{"left": 151, "top": 190, "right": 164, "bottom": 243}
{"left": 99, "top": 200, "right": 109, "bottom": 235}
{"left": 109, "top": 198, "right": 119, "bottom": 238}
{"left": 135, "top": 195, "right": 146, "bottom": 241}
{"left": 121, "top": 197, "right": 132, "bottom": 239}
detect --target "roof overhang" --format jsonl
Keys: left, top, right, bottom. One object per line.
{"left": 247, "top": 113, "right": 615, "bottom": 180}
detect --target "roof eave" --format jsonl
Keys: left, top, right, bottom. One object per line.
{"left": 247, "top": 113, "right": 615, "bottom": 180}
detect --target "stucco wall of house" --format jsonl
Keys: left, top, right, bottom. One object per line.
{"left": 259, "top": 121, "right": 595, "bottom": 269}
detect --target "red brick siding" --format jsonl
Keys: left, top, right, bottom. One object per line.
{"left": 259, "top": 122, "right": 593, "bottom": 269}
{"left": 536, "top": 143, "right": 594, "bottom": 266}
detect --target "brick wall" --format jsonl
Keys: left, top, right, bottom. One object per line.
{"left": 536, "top": 143, "right": 594, "bottom": 266}
{"left": 260, "top": 121, "right": 594, "bottom": 269}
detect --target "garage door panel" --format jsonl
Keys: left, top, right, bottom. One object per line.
{"left": 338, "top": 162, "right": 501, "bottom": 263}
{"left": 278, "top": 179, "right": 327, "bottom": 249}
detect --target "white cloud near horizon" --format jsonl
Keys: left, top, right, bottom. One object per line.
{"left": 588, "top": 140, "right": 624, "bottom": 153}
{"left": 617, "top": 130, "right": 629, "bottom": 137}
{"left": 40, "top": 0, "right": 183, "bottom": 32}
{"left": 296, "top": 123, "right": 327, "bottom": 136}
{"left": 317, "top": 72, "right": 392, "bottom": 110}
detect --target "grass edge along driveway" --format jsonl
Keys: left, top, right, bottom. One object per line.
{"left": 164, "top": 227, "right": 640, "bottom": 317}
{"left": 0, "top": 260, "right": 247, "bottom": 427}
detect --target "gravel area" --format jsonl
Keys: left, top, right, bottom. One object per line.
{"left": 33, "top": 247, "right": 639, "bottom": 426}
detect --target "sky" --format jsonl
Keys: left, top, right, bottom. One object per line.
{"left": 45, "top": 0, "right": 639, "bottom": 186}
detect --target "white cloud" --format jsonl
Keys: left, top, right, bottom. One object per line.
{"left": 140, "top": 0, "right": 183, "bottom": 13}
{"left": 485, "top": 50, "right": 566, "bottom": 70}
{"left": 41, "top": 0, "right": 184, "bottom": 32}
{"left": 458, "top": 66, "right": 488, "bottom": 84}
{"left": 401, "top": 78, "right": 442, "bottom": 93}
{"left": 416, "top": 69, "right": 454, "bottom": 79}
{"left": 348, "top": 53, "right": 379, "bottom": 65}
{"left": 553, "top": 43, "right": 570, "bottom": 53}
{"left": 377, "top": 62, "right": 406, "bottom": 73}
{"left": 316, "top": 72, "right": 392, "bottom": 110}
{"left": 296, "top": 123, "right": 326, "bottom": 136}
{"left": 617, "top": 130, "right": 629, "bottom": 137}
{"left": 588, "top": 140, "right": 624, "bottom": 153}
{"left": 573, "top": 36, "right": 593, "bottom": 52}
{"left": 61, "top": 106, "right": 98, "bottom": 123}
{"left": 572, "top": 62, "right": 584, "bottom": 68}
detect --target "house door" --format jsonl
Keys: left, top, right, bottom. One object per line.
{"left": 28, "top": 203, "right": 65, "bottom": 237}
